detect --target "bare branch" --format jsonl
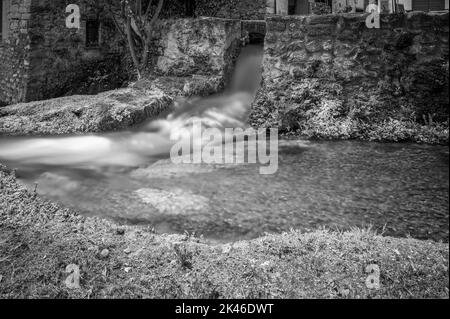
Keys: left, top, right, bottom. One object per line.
{"left": 125, "top": 16, "right": 142, "bottom": 79}
{"left": 150, "top": 0, "right": 164, "bottom": 26}
{"left": 106, "top": 6, "right": 126, "bottom": 40}
{"left": 144, "top": 0, "right": 154, "bottom": 21}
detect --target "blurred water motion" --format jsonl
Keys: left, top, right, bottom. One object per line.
{"left": 0, "top": 44, "right": 264, "bottom": 169}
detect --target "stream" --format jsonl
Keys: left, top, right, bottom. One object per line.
{"left": 0, "top": 44, "right": 448, "bottom": 243}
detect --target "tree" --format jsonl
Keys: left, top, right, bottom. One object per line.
{"left": 107, "top": 0, "right": 165, "bottom": 79}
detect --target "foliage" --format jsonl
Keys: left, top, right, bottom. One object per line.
{"left": 101, "top": 0, "right": 165, "bottom": 79}
{"left": 311, "top": 2, "right": 332, "bottom": 15}
{"left": 194, "top": 0, "right": 266, "bottom": 20}
{"left": 65, "top": 53, "right": 131, "bottom": 96}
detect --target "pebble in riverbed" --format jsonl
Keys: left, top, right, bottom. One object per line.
{"left": 134, "top": 188, "right": 209, "bottom": 215}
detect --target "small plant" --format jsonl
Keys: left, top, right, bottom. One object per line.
{"left": 422, "top": 113, "right": 435, "bottom": 126}
{"left": 173, "top": 243, "right": 194, "bottom": 270}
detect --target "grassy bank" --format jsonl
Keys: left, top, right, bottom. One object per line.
{"left": 0, "top": 166, "right": 448, "bottom": 299}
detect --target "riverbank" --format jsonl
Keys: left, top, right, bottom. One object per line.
{"left": 0, "top": 165, "right": 448, "bottom": 299}
{"left": 279, "top": 119, "right": 449, "bottom": 145}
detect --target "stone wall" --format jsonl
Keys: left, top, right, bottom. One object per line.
{"left": 25, "top": 0, "right": 127, "bottom": 102}
{"left": 250, "top": 12, "right": 449, "bottom": 141}
{"left": 0, "top": 0, "right": 32, "bottom": 105}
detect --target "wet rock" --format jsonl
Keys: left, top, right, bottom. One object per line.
{"left": 183, "top": 75, "right": 224, "bottom": 97}
{"left": 0, "top": 87, "right": 173, "bottom": 136}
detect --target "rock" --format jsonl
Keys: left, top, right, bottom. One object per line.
{"left": 0, "top": 87, "right": 173, "bottom": 136}
{"left": 183, "top": 75, "right": 224, "bottom": 97}
{"left": 100, "top": 249, "right": 110, "bottom": 259}
{"left": 155, "top": 18, "right": 241, "bottom": 84}
{"left": 222, "top": 244, "right": 233, "bottom": 254}
{"left": 124, "top": 267, "right": 132, "bottom": 273}
{"left": 115, "top": 227, "right": 125, "bottom": 235}
{"left": 64, "top": 264, "right": 81, "bottom": 289}
{"left": 124, "top": 248, "right": 132, "bottom": 255}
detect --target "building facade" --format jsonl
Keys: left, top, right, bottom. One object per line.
{"left": 333, "top": 0, "right": 449, "bottom": 12}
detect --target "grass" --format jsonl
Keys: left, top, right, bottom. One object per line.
{"left": 0, "top": 165, "right": 448, "bottom": 299}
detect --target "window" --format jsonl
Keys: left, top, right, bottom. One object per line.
{"left": 1, "top": 0, "right": 10, "bottom": 42}
{"left": 141, "top": 0, "right": 151, "bottom": 14}
{"left": 288, "top": 0, "right": 296, "bottom": 14}
{"left": 0, "top": 1, "right": 3, "bottom": 39}
{"left": 185, "top": 0, "right": 196, "bottom": 17}
{"left": 85, "top": 19, "right": 100, "bottom": 48}
{"left": 412, "top": 0, "right": 446, "bottom": 11}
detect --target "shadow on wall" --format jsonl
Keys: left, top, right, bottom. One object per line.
{"left": 248, "top": 32, "right": 265, "bottom": 44}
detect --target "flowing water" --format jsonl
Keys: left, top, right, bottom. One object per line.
{"left": 0, "top": 44, "right": 448, "bottom": 243}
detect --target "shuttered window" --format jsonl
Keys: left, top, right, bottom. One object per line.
{"left": 185, "top": 0, "right": 195, "bottom": 16}
{"left": 288, "top": 0, "right": 311, "bottom": 15}
{"left": 86, "top": 19, "right": 100, "bottom": 48}
{"left": 412, "top": 0, "right": 446, "bottom": 10}
{"left": 1, "top": 0, "right": 10, "bottom": 42}
{"left": 0, "top": 1, "right": 3, "bottom": 39}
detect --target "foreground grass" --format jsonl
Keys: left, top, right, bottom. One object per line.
{"left": 0, "top": 167, "right": 448, "bottom": 299}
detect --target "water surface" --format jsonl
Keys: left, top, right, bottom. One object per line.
{"left": 14, "top": 140, "right": 449, "bottom": 243}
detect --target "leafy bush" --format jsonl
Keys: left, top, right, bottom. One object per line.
{"left": 64, "top": 53, "right": 131, "bottom": 97}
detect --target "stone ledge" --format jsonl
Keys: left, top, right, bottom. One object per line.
{"left": 0, "top": 87, "right": 173, "bottom": 136}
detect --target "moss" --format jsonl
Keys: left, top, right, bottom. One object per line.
{"left": 0, "top": 168, "right": 448, "bottom": 299}
{"left": 0, "top": 87, "right": 173, "bottom": 136}
{"left": 251, "top": 78, "right": 449, "bottom": 145}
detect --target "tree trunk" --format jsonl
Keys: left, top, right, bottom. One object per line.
{"left": 125, "top": 16, "right": 142, "bottom": 80}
